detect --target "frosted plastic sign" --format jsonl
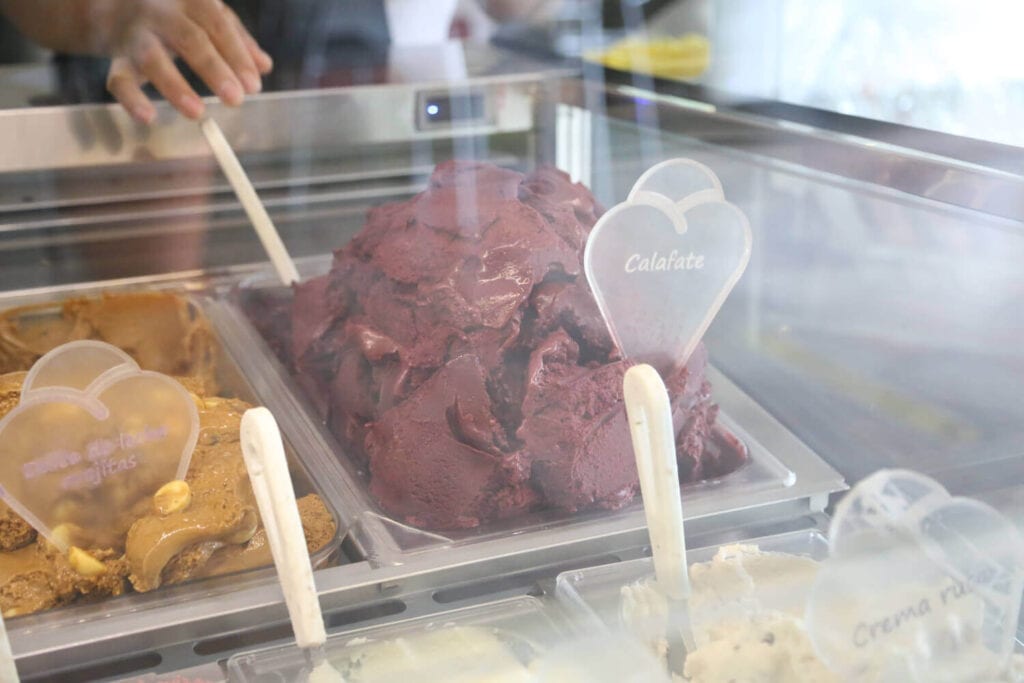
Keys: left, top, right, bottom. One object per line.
{"left": 807, "top": 469, "right": 1024, "bottom": 682}
{"left": 0, "top": 341, "right": 199, "bottom": 552}
{"left": 584, "top": 159, "right": 752, "bottom": 374}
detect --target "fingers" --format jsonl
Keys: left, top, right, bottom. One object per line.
{"left": 108, "top": 0, "right": 275, "bottom": 122}
{"left": 227, "top": 7, "right": 273, "bottom": 74}
{"left": 128, "top": 29, "right": 206, "bottom": 119}
{"left": 159, "top": 10, "right": 244, "bottom": 107}
{"left": 107, "top": 57, "right": 156, "bottom": 124}
{"left": 183, "top": 0, "right": 262, "bottom": 94}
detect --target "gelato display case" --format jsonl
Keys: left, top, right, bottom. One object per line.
{"left": 0, "top": 38, "right": 1021, "bottom": 682}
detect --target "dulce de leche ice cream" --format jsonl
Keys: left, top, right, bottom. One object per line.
{"left": 250, "top": 161, "right": 746, "bottom": 530}
{"left": 0, "top": 294, "right": 337, "bottom": 617}
{"left": 0, "top": 292, "right": 218, "bottom": 394}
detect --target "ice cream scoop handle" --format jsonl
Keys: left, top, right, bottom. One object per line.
{"left": 240, "top": 407, "right": 326, "bottom": 649}
{"left": 623, "top": 364, "right": 690, "bottom": 600}
{"left": 200, "top": 117, "right": 300, "bottom": 286}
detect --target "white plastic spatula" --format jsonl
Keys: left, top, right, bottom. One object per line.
{"left": 200, "top": 117, "right": 300, "bottom": 286}
{"left": 623, "top": 364, "right": 696, "bottom": 670}
{"left": 239, "top": 408, "right": 344, "bottom": 683}
{"left": 0, "top": 612, "right": 18, "bottom": 682}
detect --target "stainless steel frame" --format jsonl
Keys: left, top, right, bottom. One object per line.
{"left": 556, "top": 78, "right": 1024, "bottom": 223}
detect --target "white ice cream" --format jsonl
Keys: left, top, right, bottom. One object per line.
{"left": 620, "top": 544, "right": 1024, "bottom": 682}
{"left": 620, "top": 544, "right": 833, "bottom": 683}
{"left": 331, "top": 626, "right": 532, "bottom": 683}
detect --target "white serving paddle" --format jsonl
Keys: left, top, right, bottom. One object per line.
{"left": 240, "top": 408, "right": 343, "bottom": 683}
{"left": 623, "top": 364, "right": 697, "bottom": 671}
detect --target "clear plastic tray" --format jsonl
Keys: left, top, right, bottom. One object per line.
{"left": 554, "top": 528, "right": 829, "bottom": 633}
{"left": 555, "top": 529, "right": 1024, "bottom": 680}
{"left": 227, "top": 596, "right": 560, "bottom": 682}
{"left": 207, "top": 263, "right": 843, "bottom": 565}
{"left": 0, "top": 283, "right": 348, "bottom": 626}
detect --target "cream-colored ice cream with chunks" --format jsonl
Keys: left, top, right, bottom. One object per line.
{"left": 621, "top": 544, "right": 1024, "bottom": 682}
{"left": 620, "top": 544, "right": 835, "bottom": 683}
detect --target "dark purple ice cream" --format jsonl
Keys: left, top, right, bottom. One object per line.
{"left": 250, "top": 161, "right": 745, "bottom": 529}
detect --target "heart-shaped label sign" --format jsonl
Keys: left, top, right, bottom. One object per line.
{"left": 0, "top": 341, "right": 199, "bottom": 552}
{"left": 584, "top": 159, "right": 752, "bottom": 374}
{"left": 629, "top": 157, "right": 724, "bottom": 204}
{"left": 807, "top": 469, "right": 1024, "bottom": 682}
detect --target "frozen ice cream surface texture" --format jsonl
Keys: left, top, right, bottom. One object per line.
{"left": 619, "top": 544, "right": 1024, "bottom": 682}
{"left": 0, "top": 293, "right": 336, "bottom": 617}
{"left": 332, "top": 626, "right": 532, "bottom": 682}
{"left": 0, "top": 292, "right": 219, "bottom": 394}
{"left": 0, "top": 371, "right": 336, "bottom": 617}
{"left": 621, "top": 544, "right": 835, "bottom": 683}
{"left": 255, "top": 160, "right": 746, "bottom": 530}
{"left": 682, "top": 614, "right": 839, "bottom": 683}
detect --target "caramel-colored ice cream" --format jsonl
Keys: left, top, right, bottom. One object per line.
{"left": 0, "top": 372, "right": 337, "bottom": 616}
{"left": 0, "top": 544, "right": 128, "bottom": 617}
{"left": 0, "top": 293, "right": 337, "bottom": 617}
{"left": 0, "top": 292, "right": 218, "bottom": 394}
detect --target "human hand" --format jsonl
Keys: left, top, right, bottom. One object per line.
{"left": 103, "top": 0, "right": 272, "bottom": 123}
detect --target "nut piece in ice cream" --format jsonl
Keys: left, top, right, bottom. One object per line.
{"left": 154, "top": 480, "right": 192, "bottom": 515}
{"left": 68, "top": 547, "right": 106, "bottom": 577}
{"left": 249, "top": 161, "right": 746, "bottom": 530}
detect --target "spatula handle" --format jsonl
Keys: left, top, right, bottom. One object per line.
{"left": 240, "top": 407, "right": 326, "bottom": 649}
{"left": 623, "top": 364, "right": 690, "bottom": 600}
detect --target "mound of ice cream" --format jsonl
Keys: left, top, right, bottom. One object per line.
{"left": 621, "top": 544, "right": 836, "bottom": 683}
{"left": 251, "top": 161, "right": 746, "bottom": 530}
{"left": 322, "top": 627, "right": 673, "bottom": 683}
{"left": 0, "top": 371, "right": 336, "bottom": 616}
{"left": 331, "top": 627, "right": 533, "bottom": 683}
{"left": 621, "top": 544, "right": 1024, "bottom": 682}
{"left": 0, "top": 294, "right": 337, "bottom": 617}
{"left": 0, "top": 292, "right": 218, "bottom": 394}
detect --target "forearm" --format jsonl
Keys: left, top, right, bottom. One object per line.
{"left": 0, "top": 0, "right": 117, "bottom": 54}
